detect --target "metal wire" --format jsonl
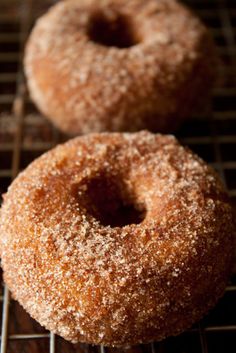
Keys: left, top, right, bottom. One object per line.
{"left": 151, "top": 342, "right": 156, "bottom": 353}
{"left": 100, "top": 345, "right": 106, "bottom": 353}
{"left": 9, "top": 334, "right": 50, "bottom": 340}
{"left": 0, "top": 288, "right": 10, "bottom": 353}
{"left": 198, "top": 324, "right": 209, "bottom": 353}
{"left": 0, "top": 0, "right": 236, "bottom": 352}
{"left": 50, "top": 332, "right": 56, "bottom": 353}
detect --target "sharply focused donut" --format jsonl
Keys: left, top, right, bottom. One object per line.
{"left": 24, "top": 0, "right": 216, "bottom": 134}
{"left": 0, "top": 131, "right": 234, "bottom": 347}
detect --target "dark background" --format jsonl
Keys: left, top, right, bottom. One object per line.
{"left": 0, "top": 0, "right": 236, "bottom": 352}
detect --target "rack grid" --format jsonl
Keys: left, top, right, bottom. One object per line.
{"left": 0, "top": 0, "right": 236, "bottom": 352}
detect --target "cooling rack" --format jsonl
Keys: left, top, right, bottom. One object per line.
{"left": 0, "top": 0, "right": 236, "bottom": 352}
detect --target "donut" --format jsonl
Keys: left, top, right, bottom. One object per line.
{"left": 24, "top": 0, "right": 217, "bottom": 135}
{"left": 0, "top": 131, "right": 234, "bottom": 347}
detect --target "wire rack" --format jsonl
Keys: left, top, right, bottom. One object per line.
{"left": 0, "top": 0, "right": 236, "bottom": 352}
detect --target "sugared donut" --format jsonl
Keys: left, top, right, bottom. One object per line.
{"left": 24, "top": 0, "right": 216, "bottom": 135}
{"left": 0, "top": 131, "right": 234, "bottom": 347}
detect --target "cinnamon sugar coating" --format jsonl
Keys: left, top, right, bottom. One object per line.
{"left": 24, "top": 0, "right": 216, "bottom": 135}
{"left": 0, "top": 131, "right": 234, "bottom": 346}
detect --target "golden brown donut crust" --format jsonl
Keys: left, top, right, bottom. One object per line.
{"left": 24, "top": 0, "right": 216, "bottom": 134}
{"left": 0, "top": 131, "right": 234, "bottom": 346}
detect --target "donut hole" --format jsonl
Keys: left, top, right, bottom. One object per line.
{"left": 81, "top": 174, "right": 146, "bottom": 227}
{"left": 87, "top": 10, "right": 139, "bottom": 48}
